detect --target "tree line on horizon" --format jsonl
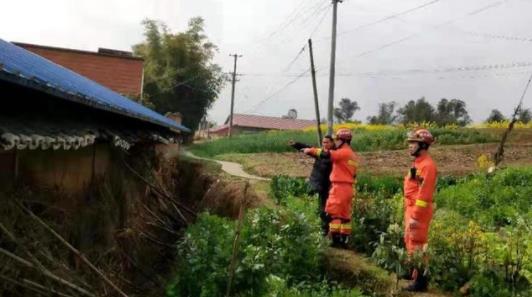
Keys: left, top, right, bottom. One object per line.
{"left": 332, "top": 97, "right": 531, "bottom": 126}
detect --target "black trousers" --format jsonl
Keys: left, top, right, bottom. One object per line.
{"left": 315, "top": 188, "right": 330, "bottom": 234}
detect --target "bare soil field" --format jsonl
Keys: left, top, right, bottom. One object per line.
{"left": 217, "top": 143, "right": 532, "bottom": 178}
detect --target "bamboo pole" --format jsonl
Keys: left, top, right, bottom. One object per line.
{"left": 122, "top": 159, "right": 194, "bottom": 221}
{"left": 0, "top": 247, "right": 95, "bottom": 297}
{"left": 225, "top": 182, "right": 249, "bottom": 297}
{"left": 19, "top": 203, "right": 130, "bottom": 297}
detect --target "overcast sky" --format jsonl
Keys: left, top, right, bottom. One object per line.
{"left": 2, "top": 0, "right": 532, "bottom": 124}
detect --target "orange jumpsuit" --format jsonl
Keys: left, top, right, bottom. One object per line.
{"left": 309, "top": 144, "right": 358, "bottom": 235}
{"left": 403, "top": 154, "right": 437, "bottom": 254}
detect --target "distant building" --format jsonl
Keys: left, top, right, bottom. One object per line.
{"left": 210, "top": 114, "right": 316, "bottom": 137}
{"left": 15, "top": 42, "right": 144, "bottom": 98}
{"left": 0, "top": 39, "right": 188, "bottom": 193}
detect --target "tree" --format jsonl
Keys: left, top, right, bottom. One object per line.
{"left": 434, "top": 98, "right": 471, "bottom": 126}
{"left": 517, "top": 107, "right": 531, "bottom": 123}
{"left": 334, "top": 98, "right": 360, "bottom": 123}
{"left": 485, "top": 109, "right": 506, "bottom": 123}
{"left": 397, "top": 97, "right": 435, "bottom": 124}
{"left": 133, "top": 18, "right": 225, "bottom": 132}
{"left": 367, "top": 101, "right": 397, "bottom": 125}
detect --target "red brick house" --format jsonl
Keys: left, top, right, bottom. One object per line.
{"left": 210, "top": 114, "right": 316, "bottom": 137}
{"left": 15, "top": 42, "right": 144, "bottom": 98}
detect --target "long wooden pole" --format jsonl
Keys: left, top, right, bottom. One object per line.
{"left": 308, "top": 38, "right": 323, "bottom": 145}
{"left": 20, "top": 203, "right": 130, "bottom": 297}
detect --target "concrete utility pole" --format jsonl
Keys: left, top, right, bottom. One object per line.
{"left": 308, "top": 39, "right": 323, "bottom": 145}
{"left": 327, "top": 0, "right": 342, "bottom": 136}
{"left": 228, "top": 54, "right": 242, "bottom": 138}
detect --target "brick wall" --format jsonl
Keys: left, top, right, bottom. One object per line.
{"left": 18, "top": 43, "right": 144, "bottom": 97}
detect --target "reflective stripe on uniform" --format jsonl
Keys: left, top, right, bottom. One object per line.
{"left": 330, "top": 219, "right": 342, "bottom": 233}
{"left": 415, "top": 199, "right": 428, "bottom": 208}
{"left": 340, "top": 223, "right": 352, "bottom": 235}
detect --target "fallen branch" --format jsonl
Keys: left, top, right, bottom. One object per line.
{"left": 122, "top": 159, "right": 195, "bottom": 221}
{"left": 23, "top": 278, "right": 76, "bottom": 297}
{"left": 0, "top": 274, "right": 51, "bottom": 297}
{"left": 0, "top": 221, "right": 63, "bottom": 294}
{"left": 139, "top": 231, "right": 176, "bottom": 249}
{"left": 18, "top": 202, "right": 131, "bottom": 297}
{"left": 0, "top": 247, "right": 95, "bottom": 297}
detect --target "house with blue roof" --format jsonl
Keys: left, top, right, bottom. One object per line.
{"left": 0, "top": 39, "right": 190, "bottom": 193}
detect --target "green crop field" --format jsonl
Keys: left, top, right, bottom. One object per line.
{"left": 191, "top": 127, "right": 499, "bottom": 157}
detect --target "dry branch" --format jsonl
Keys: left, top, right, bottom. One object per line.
{"left": 0, "top": 247, "right": 95, "bottom": 297}
{"left": 122, "top": 159, "right": 195, "bottom": 221}
{"left": 19, "top": 203, "right": 130, "bottom": 297}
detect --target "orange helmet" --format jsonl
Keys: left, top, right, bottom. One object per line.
{"left": 407, "top": 128, "right": 434, "bottom": 145}
{"left": 335, "top": 128, "right": 353, "bottom": 141}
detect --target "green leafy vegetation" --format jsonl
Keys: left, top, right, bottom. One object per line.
{"left": 351, "top": 167, "right": 531, "bottom": 297}
{"left": 166, "top": 162, "right": 531, "bottom": 297}
{"left": 167, "top": 196, "right": 351, "bottom": 297}
{"left": 134, "top": 18, "right": 225, "bottom": 131}
{"left": 190, "top": 127, "right": 497, "bottom": 157}
{"left": 270, "top": 175, "right": 310, "bottom": 205}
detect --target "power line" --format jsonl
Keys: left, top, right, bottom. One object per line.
{"left": 338, "top": 61, "right": 532, "bottom": 76}
{"left": 237, "top": 3, "right": 333, "bottom": 113}
{"left": 246, "top": 68, "right": 311, "bottom": 113}
{"left": 309, "top": 4, "right": 332, "bottom": 38}
{"left": 345, "top": 0, "right": 507, "bottom": 59}
{"left": 322, "top": 0, "right": 445, "bottom": 40}
{"left": 283, "top": 45, "right": 307, "bottom": 73}
{"left": 244, "top": 0, "right": 323, "bottom": 61}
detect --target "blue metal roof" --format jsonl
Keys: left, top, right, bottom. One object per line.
{"left": 0, "top": 39, "right": 190, "bottom": 133}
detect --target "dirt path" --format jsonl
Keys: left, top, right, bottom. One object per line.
{"left": 325, "top": 248, "right": 451, "bottom": 297}
{"left": 184, "top": 151, "right": 270, "bottom": 181}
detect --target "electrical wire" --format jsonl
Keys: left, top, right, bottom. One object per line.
{"left": 326, "top": 0, "right": 445, "bottom": 40}
{"left": 245, "top": 68, "right": 311, "bottom": 113}
{"left": 345, "top": 0, "right": 506, "bottom": 59}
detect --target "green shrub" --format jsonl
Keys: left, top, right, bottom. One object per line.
{"left": 356, "top": 167, "right": 531, "bottom": 296}
{"left": 436, "top": 167, "right": 532, "bottom": 228}
{"left": 356, "top": 174, "right": 402, "bottom": 197}
{"left": 167, "top": 196, "right": 327, "bottom": 297}
{"left": 270, "top": 175, "right": 310, "bottom": 205}
{"left": 351, "top": 193, "right": 403, "bottom": 254}
{"left": 167, "top": 214, "right": 236, "bottom": 297}
{"left": 264, "top": 276, "right": 366, "bottom": 297}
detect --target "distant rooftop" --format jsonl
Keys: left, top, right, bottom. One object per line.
{"left": 210, "top": 114, "right": 316, "bottom": 133}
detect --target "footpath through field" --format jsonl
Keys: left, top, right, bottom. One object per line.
{"left": 184, "top": 150, "right": 270, "bottom": 181}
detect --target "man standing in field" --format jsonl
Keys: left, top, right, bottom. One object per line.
{"left": 289, "top": 136, "right": 334, "bottom": 236}
{"left": 303, "top": 128, "right": 358, "bottom": 248}
{"left": 403, "top": 128, "right": 438, "bottom": 292}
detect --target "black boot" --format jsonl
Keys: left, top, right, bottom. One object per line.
{"left": 400, "top": 267, "right": 413, "bottom": 280}
{"left": 404, "top": 270, "right": 429, "bottom": 292}
{"left": 330, "top": 234, "right": 343, "bottom": 248}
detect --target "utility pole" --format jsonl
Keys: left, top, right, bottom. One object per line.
{"left": 327, "top": 0, "right": 342, "bottom": 136}
{"left": 308, "top": 39, "right": 322, "bottom": 145}
{"left": 228, "top": 54, "right": 242, "bottom": 138}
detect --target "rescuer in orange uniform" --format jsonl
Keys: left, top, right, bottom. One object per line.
{"left": 303, "top": 128, "right": 358, "bottom": 248}
{"left": 403, "top": 128, "right": 437, "bottom": 292}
